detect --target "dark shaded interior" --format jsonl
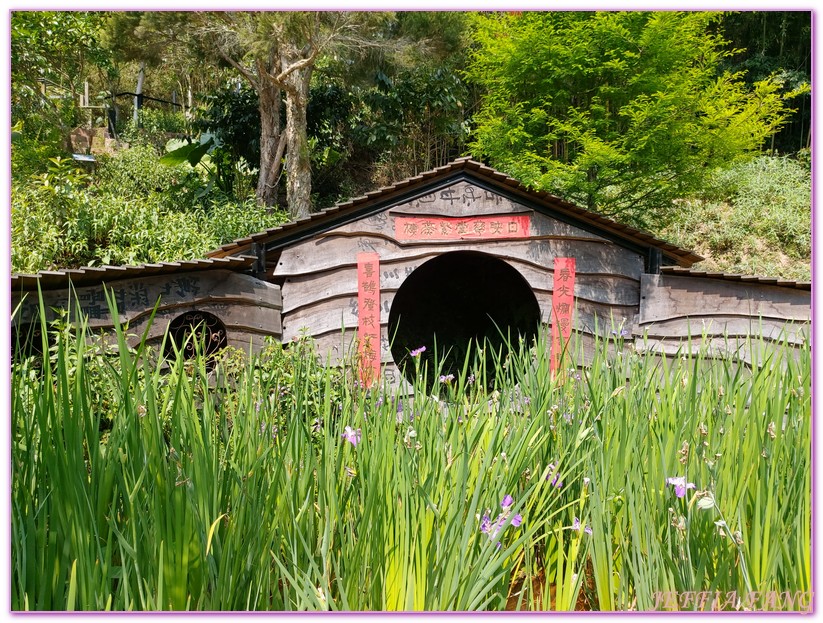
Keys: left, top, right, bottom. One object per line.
{"left": 164, "top": 310, "right": 228, "bottom": 369}
{"left": 388, "top": 251, "right": 540, "bottom": 391}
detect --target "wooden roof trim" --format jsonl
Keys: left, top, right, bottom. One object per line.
{"left": 11, "top": 255, "right": 257, "bottom": 292}
{"left": 206, "top": 158, "right": 703, "bottom": 266}
{"left": 660, "top": 266, "right": 810, "bottom": 290}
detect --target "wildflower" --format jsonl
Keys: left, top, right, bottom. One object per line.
{"left": 666, "top": 476, "right": 695, "bottom": 498}
{"left": 698, "top": 422, "right": 708, "bottom": 437}
{"left": 410, "top": 346, "right": 426, "bottom": 357}
{"left": 344, "top": 466, "right": 357, "bottom": 478}
{"left": 714, "top": 519, "right": 727, "bottom": 536}
{"left": 480, "top": 495, "right": 523, "bottom": 543}
{"left": 137, "top": 404, "right": 147, "bottom": 418}
{"left": 570, "top": 517, "right": 593, "bottom": 534}
{"left": 583, "top": 477, "right": 591, "bottom": 487}
{"left": 546, "top": 463, "right": 563, "bottom": 488}
{"left": 341, "top": 426, "right": 361, "bottom": 447}
{"left": 467, "top": 374, "right": 476, "bottom": 385}
{"left": 767, "top": 421, "right": 776, "bottom": 439}
{"left": 254, "top": 399, "right": 262, "bottom": 413}
{"left": 439, "top": 374, "right": 454, "bottom": 383}
{"left": 562, "top": 412, "right": 572, "bottom": 424}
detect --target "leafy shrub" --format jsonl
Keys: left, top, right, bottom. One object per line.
{"left": 712, "top": 155, "right": 811, "bottom": 257}
{"left": 663, "top": 155, "right": 811, "bottom": 280}
{"left": 95, "top": 144, "right": 203, "bottom": 210}
{"left": 118, "top": 107, "right": 190, "bottom": 148}
{"left": 11, "top": 146, "right": 288, "bottom": 274}
{"left": 206, "top": 196, "right": 288, "bottom": 242}
{"left": 11, "top": 134, "right": 65, "bottom": 180}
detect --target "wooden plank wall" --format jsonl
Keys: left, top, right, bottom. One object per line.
{"left": 12, "top": 269, "right": 283, "bottom": 354}
{"left": 635, "top": 273, "right": 810, "bottom": 366}
{"left": 274, "top": 180, "right": 646, "bottom": 387}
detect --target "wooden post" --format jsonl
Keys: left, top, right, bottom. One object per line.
{"left": 550, "top": 257, "right": 575, "bottom": 377}
{"left": 134, "top": 62, "right": 145, "bottom": 124}
{"left": 251, "top": 243, "right": 266, "bottom": 280}
{"left": 357, "top": 253, "right": 381, "bottom": 388}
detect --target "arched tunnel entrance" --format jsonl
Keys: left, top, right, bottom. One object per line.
{"left": 388, "top": 251, "right": 541, "bottom": 391}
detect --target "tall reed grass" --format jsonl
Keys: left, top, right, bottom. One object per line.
{"left": 11, "top": 295, "right": 811, "bottom": 611}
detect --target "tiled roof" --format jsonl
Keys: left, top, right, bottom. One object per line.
{"left": 660, "top": 266, "right": 811, "bottom": 291}
{"left": 11, "top": 255, "right": 257, "bottom": 292}
{"left": 207, "top": 157, "right": 704, "bottom": 267}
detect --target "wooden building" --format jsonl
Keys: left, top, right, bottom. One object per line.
{"left": 11, "top": 158, "right": 810, "bottom": 388}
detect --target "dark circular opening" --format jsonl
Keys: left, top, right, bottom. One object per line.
{"left": 165, "top": 310, "right": 228, "bottom": 369}
{"left": 388, "top": 251, "right": 540, "bottom": 391}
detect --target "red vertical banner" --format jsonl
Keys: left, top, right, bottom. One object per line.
{"left": 357, "top": 252, "right": 381, "bottom": 387}
{"left": 550, "top": 257, "right": 576, "bottom": 377}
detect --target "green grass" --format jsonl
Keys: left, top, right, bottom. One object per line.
{"left": 662, "top": 155, "right": 811, "bottom": 281}
{"left": 11, "top": 298, "right": 811, "bottom": 611}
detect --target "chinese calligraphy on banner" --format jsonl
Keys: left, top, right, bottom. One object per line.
{"left": 357, "top": 252, "right": 381, "bottom": 387}
{"left": 550, "top": 257, "right": 576, "bottom": 377}
{"left": 395, "top": 215, "right": 530, "bottom": 241}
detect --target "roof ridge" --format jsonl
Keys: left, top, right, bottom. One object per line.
{"left": 202, "top": 156, "right": 701, "bottom": 266}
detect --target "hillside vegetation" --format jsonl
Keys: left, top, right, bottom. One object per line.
{"left": 10, "top": 11, "right": 811, "bottom": 277}
{"left": 661, "top": 155, "right": 811, "bottom": 281}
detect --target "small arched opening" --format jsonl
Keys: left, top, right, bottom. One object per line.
{"left": 164, "top": 310, "right": 228, "bottom": 369}
{"left": 388, "top": 251, "right": 540, "bottom": 391}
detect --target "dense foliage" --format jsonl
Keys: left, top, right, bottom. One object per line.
{"left": 10, "top": 10, "right": 811, "bottom": 278}
{"left": 11, "top": 306, "right": 811, "bottom": 610}
{"left": 11, "top": 142, "right": 287, "bottom": 273}
{"left": 466, "top": 11, "right": 790, "bottom": 229}
{"left": 662, "top": 154, "right": 811, "bottom": 281}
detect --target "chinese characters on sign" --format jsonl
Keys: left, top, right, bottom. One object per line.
{"left": 550, "top": 257, "right": 576, "bottom": 377}
{"left": 357, "top": 252, "right": 381, "bottom": 387}
{"left": 394, "top": 215, "right": 530, "bottom": 241}
{"left": 410, "top": 184, "right": 508, "bottom": 208}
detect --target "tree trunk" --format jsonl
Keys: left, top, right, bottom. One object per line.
{"left": 283, "top": 61, "right": 313, "bottom": 219}
{"left": 256, "top": 79, "right": 285, "bottom": 207}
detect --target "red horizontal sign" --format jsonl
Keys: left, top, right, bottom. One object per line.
{"left": 395, "top": 215, "right": 530, "bottom": 241}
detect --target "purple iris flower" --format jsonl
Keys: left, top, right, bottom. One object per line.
{"left": 410, "top": 346, "right": 426, "bottom": 357}
{"left": 480, "top": 495, "right": 524, "bottom": 543}
{"left": 666, "top": 476, "right": 695, "bottom": 498}
{"left": 439, "top": 374, "right": 454, "bottom": 383}
{"left": 341, "top": 426, "right": 362, "bottom": 447}
{"left": 546, "top": 464, "right": 563, "bottom": 488}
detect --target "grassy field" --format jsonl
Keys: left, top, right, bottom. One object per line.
{"left": 11, "top": 300, "right": 811, "bottom": 611}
